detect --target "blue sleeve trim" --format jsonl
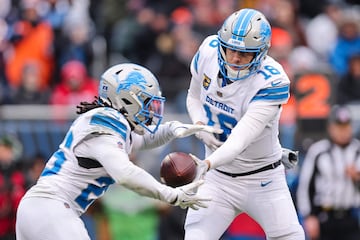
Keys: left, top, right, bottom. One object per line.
{"left": 193, "top": 51, "right": 200, "bottom": 74}
{"left": 251, "top": 85, "right": 289, "bottom": 102}
{"left": 64, "top": 131, "right": 73, "bottom": 149}
{"left": 90, "top": 114, "right": 127, "bottom": 140}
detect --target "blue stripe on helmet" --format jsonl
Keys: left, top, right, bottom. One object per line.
{"left": 232, "top": 9, "right": 256, "bottom": 41}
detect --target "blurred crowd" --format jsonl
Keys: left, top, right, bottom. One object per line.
{"left": 0, "top": 0, "right": 359, "bottom": 107}
{"left": 0, "top": 0, "right": 360, "bottom": 239}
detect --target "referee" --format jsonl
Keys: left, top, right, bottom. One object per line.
{"left": 297, "top": 105, "right": 360, "bottom": 240}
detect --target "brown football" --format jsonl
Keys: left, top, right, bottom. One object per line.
{"left": 160, "top": 152, "right": 197, "bottom": 187}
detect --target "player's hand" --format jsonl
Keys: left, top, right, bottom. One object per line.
{"left": 281, "top": 148, "right": 299, "bottom": 169}
{"left": 172, "top": 180, "right": 211, "bottom": 210}
{"left": 189, "top": 154, "right": 209, "bottom": 181}
{"left": 195, "top": 131, "right": 224, "bottom": 151}
{"left": 168, "top": 121, "right": 223, "bottom": 138}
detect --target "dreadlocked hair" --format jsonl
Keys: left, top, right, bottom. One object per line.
{"left": 76, "top": 96, "right": 112, "bottom": 114}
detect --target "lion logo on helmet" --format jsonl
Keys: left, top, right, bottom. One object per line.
{"left": 116, "top": 71, "right": 147, "bottom": 93}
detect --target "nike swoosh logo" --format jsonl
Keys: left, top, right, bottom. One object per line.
{"left": 271, "top": 80, "right": 282, "bottom": 87}
{"left": 260, "top": 180, "right": 272, "bottom": 187}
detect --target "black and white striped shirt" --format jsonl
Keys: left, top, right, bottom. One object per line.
{"left": 296, "top": 138, "right": 360, "bottom": 217}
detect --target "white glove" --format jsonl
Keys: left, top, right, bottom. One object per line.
{"left": 171, "top": 180, "right": 211, "bottom": 210}
{"left": 168, "top": 121, "right": 223, "bottom": 138}
{"left": 189, "top": 154, "right": 209, "bottom": 181}
{"left": 195, "top": 131, "right": 224, "bottom": 151}
{"left": 281, "top": 148, "right": 299, "bottom": 169}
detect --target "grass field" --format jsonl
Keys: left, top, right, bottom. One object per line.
{"left": 101, "top": 185, "right": 160, "bottom": 240}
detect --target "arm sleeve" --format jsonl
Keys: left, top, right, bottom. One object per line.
{"left": 75, "top": 134, "right": 176, "bottom": 203}
{"left": 131, "top": 124, "right": 176, "bottom": 151}
{"left": 186, "top": 49, "right": 208, "bottom": 124}
{"left": 207, "top": 104, "right": 280, "bottom": 169}
{"left": 186, "top": 77, "right": 208, "bottom": 124}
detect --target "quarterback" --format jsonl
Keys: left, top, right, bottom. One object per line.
{"left": 185, "top": 8, "right": 305, "bottom": 239}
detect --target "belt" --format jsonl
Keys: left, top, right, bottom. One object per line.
{"left": 320, "top": 208, "right": 356, "bottom": 220}
{"left": 215, "top": 160, "right": 281, "bottom": 177}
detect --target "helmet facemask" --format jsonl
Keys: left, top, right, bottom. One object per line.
{"left": 131, "top": 90, "right": 164, "bottom": 135}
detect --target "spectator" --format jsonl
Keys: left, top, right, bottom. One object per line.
{"left": 329, "top": 8, "right": 360, "bottom": 77}
{"left": 262, "top": 0, "right": 307, "bottom": 47}
{"left": 110, "top": 6, "right": 170, "bottom": 68}
{"left": 40, "top": 0, "right": 71, "bottom": 84}
{"left": 298, "top": 0, "right": 329, "bottom": 18}
{"left": 336, "top": 54, "right": 360, "bottom": 104}
{"left": 0, "top": 135, "right": 25, "bottom": 240}
{"left": 305, "top": 2, "right": 343, "bottom": 62}
{"left": 50, "top": 60, "right": 98, "bottom": 105}
{"left": 268, "top": 27, "right": 294, "bottom": 70}
{"left": 56, "top": 11, "right": 95, "bottom": 73}
{"left": 297, "top": 105, "right": 360, "bottom": 240}
{"left": 190, "top": 0, "right": 225, "bottom": 38}
{"left": 23, "top": 153, "right": 46, "bottom": 188}
{"left": 288, "top": 46, "right": 326, "bottom": 74}
{"left": 5, "top": 0, "right": 54, "bottom": 90}
{"left": 0, "top": 19, "right": 11, "bottom": 104}
{"left": 9, "top": 60, "right": 51, "bottom": 104}
{"left": 154, "top": 9, "right": 201, "bottom": 106}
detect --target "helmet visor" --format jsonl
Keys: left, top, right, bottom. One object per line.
{"left": 146, "top": 97, "right": 164, "bottom": 118}
{"left": 135, "top": 92, "right": 165, "bottom": 134}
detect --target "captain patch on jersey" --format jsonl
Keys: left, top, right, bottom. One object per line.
{"left": 203, "top": 74, "right": 211, "bottom": 90}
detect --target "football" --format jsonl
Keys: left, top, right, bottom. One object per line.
{"left": 160, "top": 152, "right": 197, "bottom": 187}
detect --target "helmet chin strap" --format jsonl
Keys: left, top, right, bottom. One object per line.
{"left": 127, "top": 117, "right": 145, "bottom": 135}
{"left": 133, "top": 124, "right": 145, "bottom": 135}
{"left": 121, "top": 110, "right": 145, "bottom": 135}
{"left": 225, "top": 65, "right": 249, "bottom": 80}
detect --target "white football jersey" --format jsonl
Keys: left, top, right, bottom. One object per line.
{"left": 188, "top": 35, "right": 290, "bottom": 172}
{"left": 23, "top": 107, "right": 133, "bottom": 215}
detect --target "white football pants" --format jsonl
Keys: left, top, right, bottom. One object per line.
{"left": 184, "top": 165, "right": 305, "bottom": 240}
{"left": 16, "top": 197, "right": 90, "bottom": 240}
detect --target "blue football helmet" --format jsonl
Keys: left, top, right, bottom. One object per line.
{"left": 218, "top": 8, "right": 271, "bottom": 81}
{"left": 98, "top": 63, "right": 165, "bottom": 135}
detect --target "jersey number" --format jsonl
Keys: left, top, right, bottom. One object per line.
{"left": 75, "top": 177, "right": 115, "bottom": 210}
{"left": 41, "top": 131, "right": 73, "bottom": 176}
{"left": 204, "top": 105, "right": 237, "bottom": 141}
{"left": 258, "top": 66, "right": 281, "bottom": 80}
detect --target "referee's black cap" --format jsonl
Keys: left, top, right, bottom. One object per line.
{"left": 328, "top": 105, "right": 352, "bottom": 124}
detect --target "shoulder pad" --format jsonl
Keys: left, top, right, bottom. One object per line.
{"left": 84, "top": 108, "right": 131, "bottom": 140}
